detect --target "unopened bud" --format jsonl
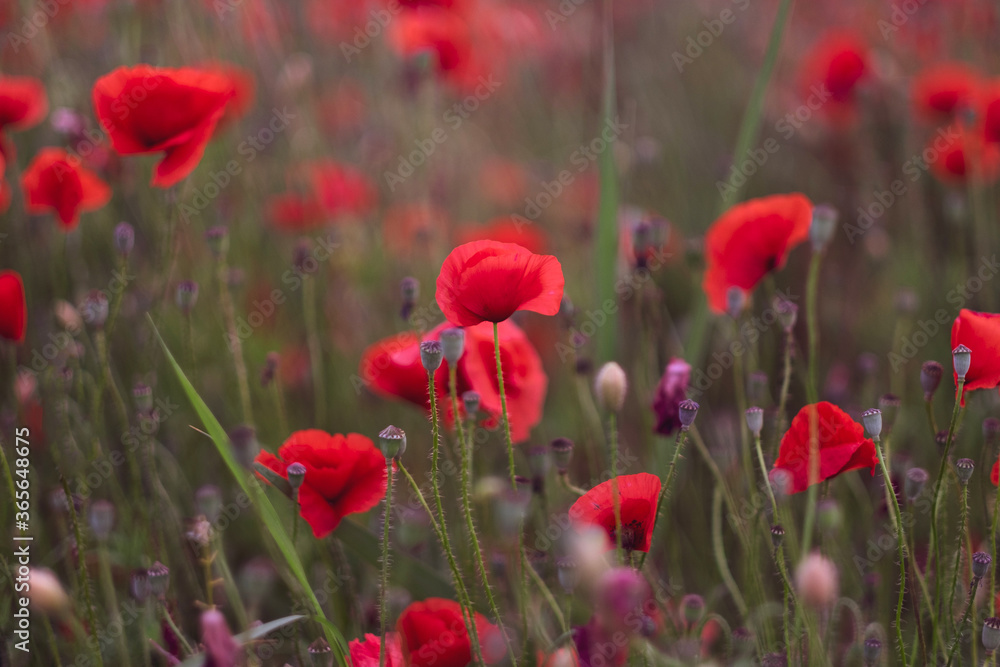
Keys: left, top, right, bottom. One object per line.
{"left": 863, "top": 638, "right": 882, "bottom": 666}
{"left": 378, "top": 425, "right": 406, "bottom": 459}
{"left": 309, "top": 637, "right": 333, "bottom": 667}
{"left": 795, "top": 553, "right": 839, "bottom": 607}
{"left": 176, "top": 280, "right": 199, "bottom": 314}
{"left": 770, "top": 524, "right": 785, "bottom": 548}
{"left": 400, "top": 277, "right": 419, "bottom": 321}
{"left": 594, "top": 362, "right": 627, "bottom": 412}
{"left": 745, "top": 406, "right": 764, "bottom": 437}
{"left": 678, "top": 399, "right": 699, "bottom": 430}
{"left": 26, "top": 568, "right": 71, "bottom": 616}
{"left": 680, "top": 594, "right": 705, "bottom": 625}
{"left": 953, "top": 344, "right": 972, "bottom": 381}
{"left": 809, "top": 204, "right": 838, "bottom": 251}
{"left": 420, "top": 340, "right": 443, "bottom": 372}
{"left": 462, "top": 390, "right": 480, "bottom": 416}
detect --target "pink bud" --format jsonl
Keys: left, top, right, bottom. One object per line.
{"left": 200, "top": 608, "right": 240, "bottom": 667}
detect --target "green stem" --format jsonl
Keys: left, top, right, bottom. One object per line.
{"left": 160, "top": 600, "right": 195, "bottom": 656}
{"left": 800, "top": 252, "right": 823, "bottom": 556}
{"left": 925, "top": 399, "right": 939, "bottom": 437}
{"left": 61, "top": 476, "right": 104, "bottom": 667}
{"left": 218, "top": 257, "right": 254, "bottom": 425}
{"left": 949, "top": 485, "right": 970, "bottom": 632}
{"left": 932, "top": 380, "right": 966, "bottom": 620}
{"left": 494, "top": 322, "right": 517, "bottom": 490}
{"left": 754, "top": 432, "right": 778, "bottom": 520}
{"left": 711, "top": 485, "right": 749, "bottom": 617}
{"left": 993, "top": 476, "right": 1000, "bottom": 618}
{"left": 876, "top": 437, "right": 908, "bottom": 667}
{"left": 775, "top": 328, "right": 794, "bottom": 451}
{"left": 379, "top": 462, "right": 394, "bottom": 667}
{"left": 609, "top": 411, "right": 623, "bottom": 560}
{"left": 98, "top": 546, "right": 131, "bottom": 667}
{"left": 303, "top": 276, "right": 326, "bottom": 426}
{"left": 946, "top": 578, "right": 981, "bottom": 666}
{"left": 641, "top": 428, "right": 689, "bottom": 568}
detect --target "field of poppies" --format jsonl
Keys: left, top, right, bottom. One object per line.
{"left": 6, "top": 0, "right": 1000, "bottom": 666}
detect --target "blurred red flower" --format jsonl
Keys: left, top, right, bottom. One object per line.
{"left": 800, "top": 31, "right": 868, "bottom": 126}
{"left": 569, "top": 473, "right": 662, "bottom": 553}
{"left": 911, "top": 62, "right": 980, "bottom": 123}
{"left": 389, "top": 7, "right": 475, "bottom": 83}
{"left": 456, "top": 217, "right": 548, "bottom": 254}
{"left": 349, "top": 632, "right": 404, "bottom": 667}
{"left": 0, "top": 75, "right": 48, "bottom": 134}
{"left": 92, "top": 65, "right": 238, "bottom": 187}
{"left": 359, "top": 319, "right": 547, "bottom": 443}
{"left": 436, "top": 240, "right": 564, "bottom": 326}
{"left": 308, "top": 160, "right": 376, "bottom": 220}
{"left": 0, "top": 152, "right": 9, "bottom": 214}
{"left": 254, "top": 430, "right": 387, "bottom": 538}
{"left": 951, "top": 309, "right": 1000, "bottom": 404}
{"left": 772, "top": 402, "right": 879, "bottom": 494}
{"left": 980, "top": 80, "right": 1000, "bottom": 143}
{"left": 652, "top": 357, "right": 691, "bottom": 436}
{"left": 21, "top": 148, "right": 111, "bottom": 229}
{"left": 397, "top": 598, "right": 506, "bottom": 667}
{"left": 381, "top": 202, "right": 448, "bottom": 257}
{"left": 265, "top": 193, "right": 326, "bottom": 233}
{"left": 702, "top": 193, "right": 813, "bottom": 313}
{"left": 0, "top": 270, "right": 26, "bottom": 343}
{"left": 928, "top": 123, "right": 1000, "bottom": 184}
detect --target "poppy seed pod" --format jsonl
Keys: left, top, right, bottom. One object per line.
{"left": 400, "top": 277, "right": 419, "bottom": 321}
{"left": 953, "top": 344, "right": 972, "bottom": 380}
{"left": 809, "top": 204, "right": 838, "bottom": 251}
{"left": 973, "top": 552, "right": 992, "bottom": 580}
{"left": 175, "top": 280, "right": 199, "bottom": 314}
{"left": 775, "top": 297, "right": 798, "bottom": 332}
{"left": 770, "top": 524, "right": 785, "bottom": 548}
{"left": 148, "top": 561, "right": 170, "bottom": 597}
{"left": 862, "top": 408, "right": 882, "bottom": 441}
{"left": 678, "top": 399, "right": 699, "bottom": 430}
{"left": 462, "top": 390, "right": 480, "bottom": 416}
{"left": 114, "top": 221, "right": 135, "bottom": 256}
{"left": 556, "top": 557, "right": 579, "bottom": 593}
{"left": 984, "top": 617, "right": 1000, "bottom": 653}
{"left": 378, "top": 425, "right": 406, "bottom": 460}
{"left": 419, "top": 340, "right": 444, "bottom": 372}
{"left": 921, "top": 361, "right": 944, "bottom": 400}
{"left": 680, "top": 594, "right": 705, "bottom": 625}
{"left": 879, "top": 394, "right": 900, "bottom": 430}
{"left": 905, "top": 468, "right": 929, "bottom": 501}
{"left": 287, "top": 462, "right": 307, "bottom": 491}
{"left": 551, "top": 437, "right": 574, "bottom": 472}
{"left": 956, "top": 458, "right": 975, "bottom": 485}
{"left": 863, "top": 638, "right": 882, "bottom": 666}
{"left": 439, "top": 327, "right": 465, "bottom": 365}
{"left": 309, "top": 637, "right": 333, "bottom": 667}
{"left": 745, "top": 406, "right": 764, "bottom": 437}
{"left": 205, "top": 226, "right": 229, "bottom": 258}
{"left": 594, "top": 362, "right": 628, "bottom": 412}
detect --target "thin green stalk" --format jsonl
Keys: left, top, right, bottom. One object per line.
{"left": 379, "top": 462, "right": 394, "bottom": 667}
{"left": 800, "top": 252, "right": 822, "bottom": 556}
{"left": 217, "top": 257, "right": 254, "bottom": 425}
{"left": 932, "top": 380, "right": 966, "bottom": 618}
{"left": 213, "top": 538, "right": 249, "bottom": 630}
{"left": 925, "top": 400, "right": 939, "bottom": 437}
{"left": 271, "top": 381, "right": 290, "bottom": 436}
{"left": 42, "top": 615, "right": 64, "bottom": 667}
{"left": 60, "top": 476, "right": 104, "bottom": 667}
{"left": 641, "top": 428, "right": 689, "bottom": 568}
{"left": 97, "top": 546, "right": 131, "bottom": 667}
{"left": 775, "top": 327, "right": 794, "bottom": 451}
{"left": 949, "top": 484, "right": 970, "bottom": 632}
{"left": 159, "top": 600, "right": 195, "bottom": 656}
{"left": 946, "top": 578, "right": 981, "bottom": 666}
{"left": 494, "top": 322, "right": 517, "bottom": 490}
{"left": 993, "top": 478, "right": 1000, "bottom": 618}
{"left": 594, "top": 0, "right": 619, "bottom": 362}
{"left": 875, "top": 437, "right": 908, "bottom": 667}
{"left": 754, "top": 432, "right": 778, "bottom": 519}
{"left": 303, "top": 276, "right": 326, "bottom": 426}
{"left": 523, "top": 553, "right": 569, "bottom": 633}
{"left": 774, "top": 543, "right": 794, "bottom": 664}
{"left": 609, "top": 411, "right": 624, "bottom": 560}
{"left": 712, "top": 485, "right": 749, "bottom": 618}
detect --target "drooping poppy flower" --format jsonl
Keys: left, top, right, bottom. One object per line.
{"left": 800, "top": 31, "right": 869, "bottom": 126}
{"left": 951, "top": 309, "right": 1000, "bottom": 404}
{"left": 702, "top": 193, "right": 813, "bottom": 313}
{"left": 436, "top": 240, "right": 564, "bottom": 327}
{"left": 92, "top": 65, "right": 237, "bottom": 187}
{"left": 569, "top": 473, "right": 662, "bottom": 553}
{"left": 772, "top": 402, "right": 879, "bottom": 494}
{"left": 254, "top": 430, "right": 387, "bottom": 538}
{"left": 349, "top": 632, "right": 405, "bottom": 667}
{"left": 0, "top": 270, "right": 27, "bottom": 343}
{"left": 455, "top": 217, "right": 548, "bottom": 254}
{"left": 21, "top": 148, "right": 111, "bottom": 229}
{"left": 911, "top": 62, "right": 980, "bottom": 123}
{"left": 0, "top": 75, "right": 48, "bottom": 133}
{"left": 397, "top": 598, "right": 506, "bottom": 667}
{"left": 359, "top": 319, "right": 547, "bottom": 443}
{"left": 652, "top": 358, "right": 692, "bottom": 436}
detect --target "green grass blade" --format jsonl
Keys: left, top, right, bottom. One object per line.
{"left": 175, "top": 615, "right": 306, "bottom": 667}
{"left": 594, "top": 0, "right": 619, "bottom": 363}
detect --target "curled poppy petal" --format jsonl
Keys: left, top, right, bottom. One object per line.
{"left": 951, "top": 309, "right": 1000, "bottom": 405}
{"left": 21, "top": 148, "right": 111, "bottom": 229}
{"left": 569, "top": 473, "right": 662, "bottom": 553}
{"left": 0, "top": 75, "right": 48, "bottom": 133}
{"left": 349, "top": 633, "right": 404, "bottom": 667}
{"left": 0, "top": 270, "right": 27, "bottom": 343}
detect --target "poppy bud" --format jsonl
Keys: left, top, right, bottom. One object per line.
{"left": 681, "top": 594, "right": 705, "bottom": 625}
{"left": 114, "top": 222, "right": 135, "bottom": 256}
{"left": 725, "top": 286, "right": 746, "bottom": 318}
{"left": 228, "top": 425, "right": 259, "bottom": 468}
{"left": 862, "top": 408, "right": 882, "bottom": 441}
{"left": 378, "top": 425, "right": 407, "bottom": 460}
{"left": 54, "top": 300, "right": 83, "bottom": 334}
{"left": 809, "top": 204, "right": 838, "bottom": 251}
{"left": 287, "top": 462, "right": 307, "bottom": 491}
{"left": 309, "top": 637, "right": 333, "bottom": 667}
{"left": 462, "top": 390, "right": 480, "bottom": 416}
{"left": 261, "top": 352, "right": 279, "bottom": 387}
{"left": 200, "top": 608, "right": 240, "bottom": 667}
{"left": 770, "top": 524, "right": 785, "bottom": 548}
{"left": 632, "top": 221, "right": 652, "bottom": 270}
{"left": 133, "top": 382, "right": 153, "bottom": 414}
{"left": 953, "top": 344, "right": 972, "bottom": 380}
{"left": 678, "top": 399, "right": 699, "bottom": 430}
{"left": 973, "top": 552, "right": 992, "bottom": 581}
{"left": 956, "top": 458, "right": 975, "bottom": 485}
{"left": 551, "top": 437, "right": 574, "bottom": 472}
{"left": 400, "top": 277, "right": 419, "bottom": 321}
{"left": 905, "top": 468, "right": 929, "bottom": 501}
{"left": 176, "top": 280, "right": 199, "bottom": 314}
{"left": 80, "top": 290, "right": 109, "bottom": 328}
{"left": 420, "top": 340, "right": 443, "bottom": 372}
{"left": 148, "top": 561, "right": 170, "bottom": 597}
{"left": 205, "top": 226, "right": 229, "bottom": 258}
{"left": 745, "top": 406, "right": 764, "bottom": 437}
{"left": 196, "top": 485, "right": 223, "bottom": 523}
{"left": 921, "top": 360, "right": 944, "bottom": 400}
{"left": 863, "top": 638, "right": 882, "bottom": 666}
{"left": 88, "top": 500, "right": 115, "bottom": 542}
{"left": 556, "top": 557, "right": 579, "bottom": 593}
{"left": 795, "top": 553, "right": 838, "bottom": 608}
{"left": 732, "top": 627, "right": 754, "bottom": 655}
{"left": 439, "top": 327, "right": 465, "bottom": 365}
{"left": 818, "top": 499, "right": 842, "bottom": 533}
{"left": 984, "top": 617, "right": 1000, "bottom": 653}
{"left": 775, "top": 297, "right": 798, "bottom": 331}
{"left": 594, "top": 362, "right": 627, "bottom": 412}
{"left": 879, "top": 394, "right": 900, "bottom": 431}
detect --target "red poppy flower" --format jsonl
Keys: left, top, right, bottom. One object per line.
{"left": 389, "top": 8, "right": 473, "bottom": 77}
{"left": 800, "top": 32, "right": 868, "bottom": 126}
{"left": 359, "top": 319, "right": 547, "bottom": 443}
{"left": 265, "top": 193, "right": 326, "bottom": 233}
{"left": 436, "top": 240, "right": 564, "bottom": 327}
{"left": 397, "top": 598, "right": 506, "bottom": 667}
{"left": 992, "top": 456, "right": 999, "bottom": 487}
{"left": 254, "top": 430, "right": 387, "bottom": 538}
{"left": 568, "top": 473, "right": 662, "bottom": 553}
{"left": 21, "top": 148, "right": 111, "bottom": 229}
{"left": 456, "top": 217, "right": 548, "bottom": 254}
{"left": 928, "top": 124, "right": 1000, "bottom": 184}
{"left": 0, "top": 270, "right": 27, "bottom": 343}
{"left": 349, "top": 632, "right": 404, "bottom": 667}
{"left": 92, "top": 65, "right": 237, "bottom": 187}
{"left": 0, "top": 75, "right": 48, "bottom": 133}
{"left": 702, "top": 193, "right": 813, "bottom": 313}
{"left": 772, "top": 402, "right": 879, "bottom": 494}
{"left": 307, "top": 160, "right": 375, "bottom": 220}
{"left": 911, "top": 63, "right": 980, "bottom": 123}
{"left": 951, "top": 309, "right": 1000, "bottom": 404}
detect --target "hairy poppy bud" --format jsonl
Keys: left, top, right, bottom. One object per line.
{"left": 905, "top": 468, "right": 929, "bottom": 501}
{"left": 551, "top": 438, "right": 574, "bottom": 472}
{"left": 287, "top": 462, "right": 307, "bottom": 491}
{"left": 953, "top": 344, "right": 972, "bottom": 380}
{"left": 439, "top": 327, "right": 465, "bottom": 365}
{"left": 462, "top": 390, "right": 480, "bottom": 416}
{"left": 956, "top": 458, "right": 975, "bottom": 485}
{"left": 984, "top": 617, "right": 1000, "bottom": 653}
{"left": 420, "top": 341, "right": 443, "bottom": 372}
{"left": 594, "top": 362, "right": 627, "bottom": 412}
{"left": 114, "top": 222, "right": 135, "bottom": 256}
{"left": 148, "top": 561, "right": 170, "bottom": 597}
{"left": 921, "top": 360, "right": 944, "bottom": 400}
{"left": 973, "top": 552, "right": 992, "bottom": 581}
{"left": 809, "top": 204, "right": 838, "bottom": 251}
{"left": 678, "top": 399, "right": 699, "bottom": 430}
{"left": 862, "top": 408, "right": 882, "bottom": 441}
{"left": 745, "top": 406, "right": 764, "bottom": 437}
{"left": 379, "top": 425, "right": 406, "bottom": 460}
{"left": 176, "top": 280, "right": 199, "bottom": 314}
{"left": 400, "top": 277, "right": 419, "bottom": 321}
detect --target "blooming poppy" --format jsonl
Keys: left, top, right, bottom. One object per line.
{"left": 911, "top": 62, "right": 980, "bottom": 123}
{"left": 436, "top": 240, "right": 564, "bottom": 327}
{"left": 652, "top": 357, "right": 692, "bottom": 435}
{"left": 359, "top": 319, "right": 547, "bottom": 443}
{"left": 0, "top": 75, "right": 48, "bottom": 133}
{"left": 772, "top": 402, "right": 879, "bottom": 494}
{"left": 951, "top": 309, "right": 1000, "bottom": 403}
{"left": 254, "top": 430, "right": 387, "bottom": 538}
{"left": 397, "top": 598, "right": 506, "bottom": 667}
{"left": 569, "top": 473, "right": 662, "bottom": 553}
{"left": 21, "top": 148, "right": 111, "bottom": 229}
{"left": 349, "top": 632, "right": 404, "bottom": 667}
{"left": 800, "top": 31, "right": 868, "bottom": 126}
{"left": 92, "top": 65, "right": 237, "bottom": 187}
{"left": 0, "top": 270, "right": 26, "bottom": 343}
{"left": 702, "top": 193, "right": 813, "bottom": 313}
{"left": 456, "top": 217, "right": 548, "bottom": 254}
